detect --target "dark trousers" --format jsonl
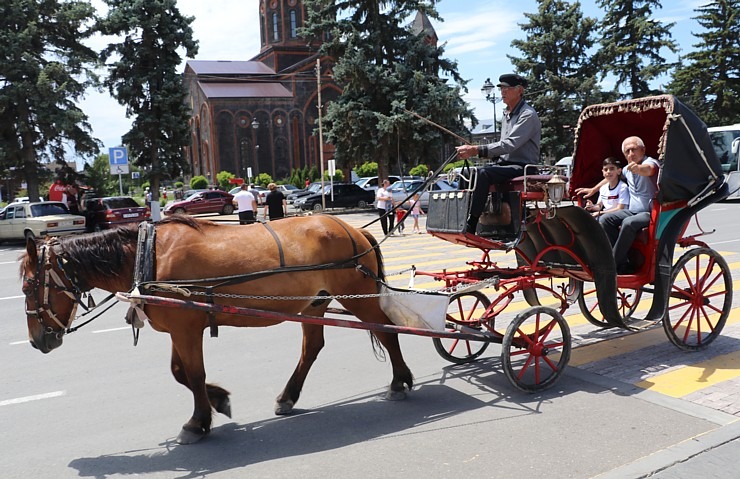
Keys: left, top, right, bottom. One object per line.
{"left": 600, "top": 210, "right": 650, "bottom": 266}
{"left": 238, "top": 210, "right": 255, "bottom": 225}
{"left": 469, "top": 164, "right": 525, "bottom": 218}
{"left": 377, "top": 208, "right": 395, "bottom": 235}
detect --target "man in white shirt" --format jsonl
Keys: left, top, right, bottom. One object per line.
{"left": 232, "top": 184, "right": 258, "bottom": 224}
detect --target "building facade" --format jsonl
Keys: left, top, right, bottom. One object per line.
{"left": 183, "top": 0, "right": 339, "bottom": 184}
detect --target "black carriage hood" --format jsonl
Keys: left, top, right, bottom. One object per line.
{"left": 569, "top": 95, "right": 724, "bottom": 203}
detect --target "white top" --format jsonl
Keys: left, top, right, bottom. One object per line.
{"left": 598, "top": 181, "right": 629, "bottom": 211}
{"left": 233, "top": 190, "right": 256, "bottom": 212}
{"left": 376, "top": 187, "right": 392, "bottom": 210}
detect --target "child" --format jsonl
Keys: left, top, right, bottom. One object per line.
{"left": 585, "top": 156, "right": 629, "bottom": 217}
{"left": 395, "top": 207, "right": 406, "bottom": 234}
{"left": 410, "top": 193, "right": 424, "bottom": 233}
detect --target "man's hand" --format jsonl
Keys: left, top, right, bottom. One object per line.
{"left": 456, "top": 145, "right": 478, "bottom": 159}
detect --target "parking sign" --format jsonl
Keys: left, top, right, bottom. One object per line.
{"left": 109, "top": 147, "right": 129, "bottom": 174}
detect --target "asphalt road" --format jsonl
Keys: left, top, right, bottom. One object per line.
{"left": 1, "top": 202, "right": 739, "bottom": 478}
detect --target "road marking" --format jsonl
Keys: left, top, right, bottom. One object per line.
{"left": 0, "top": 260, "right": 19, "bottom": 265}
{"left": 10, "top": 340, "right": 29, "bottom": 346}
{"left": 635, "top": 350, "right": 740, "bottom": 397}
{"left": 0, "top": 295, "right": 25, "bottom": 301}
{"left": 0, "top": 391, "right": 65, "bottom": 407}
{"left": 92, "top": 326, "right": 129, "bottom": 334}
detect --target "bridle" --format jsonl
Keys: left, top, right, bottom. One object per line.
{"left": 23, "top": 239, "right": 115, "bottom": 339}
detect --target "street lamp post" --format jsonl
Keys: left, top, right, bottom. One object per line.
{"left": 251, "top": 118, "right": 259, "bottom": 184}
{"left": 481, "top": 78, "right": 497, "bottom": 138}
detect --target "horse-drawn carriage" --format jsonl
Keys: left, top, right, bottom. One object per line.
{"left": 20, "top": 95, "right": 732, "bottom": 443}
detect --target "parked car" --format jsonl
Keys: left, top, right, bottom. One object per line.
{"left": 390, "top": 179, "right": 456, "bottom": 211}
{"left": 297, "top": 183, "right": 375, "bottom": 212}
{"left": 287, "top": 182, "right": 323, "bottom": 204}
{"left": 163, "top": 190, "right": 235, "bottom": 216}
{"left": 355, "top": 175, "right": 402, "bottom": 192}
{"left": 277, "top": 184, "right": 300, "bottom": 195}
{"left": 84, "top": 196, "right": 150, "bottom": 231}
{"left": 228, "top": 186, "right": 267, "bottom": 205}
{"left": 0, "top": 201, "right": 86, "bottom": 241}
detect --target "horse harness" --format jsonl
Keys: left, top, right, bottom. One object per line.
{"left": 23, "top": 238, "right": 116, "bottom": 339}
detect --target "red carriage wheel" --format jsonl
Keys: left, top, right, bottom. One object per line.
{"left": 663, "top": 247, "right": 732, "bottom": 350}
{"left": 576, "top": 281, "right": 642, "bottom": 328}
{"left": 433, "top": 291, "right": 491, "bottom": 364}
{"left": 501, "top": 306, "right": 571, "bottom": 392}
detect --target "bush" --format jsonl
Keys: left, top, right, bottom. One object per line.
{"left": 355, "top": 161, "right": 378, "bottom": 177}
{"left": 190, "top": 176, "right": 208, "bottom": 189}
{"left": 174, "top": 181, "right": 184, "bottom": 189}
{"left": 216, "top": 171, "right": 235, "bottom": 190}
{"left": 443, "top": 159, "right": 468, "bottom": 173}
{"left": 255, "top": 173, "right": 273, "bottom": 187}
{"left": 409, "top": 164, "right": 429, "bottom": 177}
{"left": 323, "top": 170, "right": 344, "bottom": 181}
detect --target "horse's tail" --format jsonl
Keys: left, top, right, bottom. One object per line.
{"left": 358, "top": 228, "right": 389, "bottom": 361}
{"left": 358, "top": 228, "right": 384, "bottom": 283}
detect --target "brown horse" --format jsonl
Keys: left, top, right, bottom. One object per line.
{"left": 20, "top": 215, "right": 413, "bottom": 444}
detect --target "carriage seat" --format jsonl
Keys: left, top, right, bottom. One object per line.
{"left": 492, "top": 174, "right": 567, "bottom": 194}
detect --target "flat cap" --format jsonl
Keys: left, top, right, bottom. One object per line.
{"left": 497, "top": 73, "right": 528, "bottom": 88}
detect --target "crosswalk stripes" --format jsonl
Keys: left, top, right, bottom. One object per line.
{"left": 339, "top": 214, "right": 740, "bottom": 414}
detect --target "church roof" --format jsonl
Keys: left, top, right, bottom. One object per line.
{"left": 198, "top": 82, "right": 293, "bottom": 98}
{"left": 187, "top": 60, "right": 276, "bottom": 76}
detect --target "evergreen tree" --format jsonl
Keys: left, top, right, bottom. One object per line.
{"left": 0, "top": 0, "right": 100, "bottom": 201}
{"left": 302, "top": 1, "right": 473, "bottom": 179}
{"left": 98, "top": 0, "right": 198, "bottom": 201}
{"left": 668, "top": 0, "right": 739, "bottom": 126}
{"left": 596, "top": 0, "right": 679, "bottom": 98}
{"left": 509, "top": 0, "right": 604, "bottom": 161}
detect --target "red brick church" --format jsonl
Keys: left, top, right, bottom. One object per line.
{"left": 183, "top": 0, "right": 339, "bottom": 183}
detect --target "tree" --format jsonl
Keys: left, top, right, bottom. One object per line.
{"left": 668, "top": 0, "right": 740, "bottom": 126}
{"left": 98, "top": 0, "right": 198, "bottom": 202}
{"left": 509, "top": 0, "right": 605, "bottom": 160}
{"left": 302, "top": 1, "right": 473, "bottom": 179}
{"left": 83, "top": 154, "right": 124, "bottom": 196}
{"left": 0, "top": 0, "right": 100, "bottom": 201}
{"left": 596, "top": 0, "right": 679, "bottom": 98}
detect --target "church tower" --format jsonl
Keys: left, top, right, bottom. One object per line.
{"left": 253, "top": 0, "right": 323, "bottom": 73}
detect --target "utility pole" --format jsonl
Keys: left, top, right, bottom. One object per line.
{"left": 317, "top": 58, "right": 326, "bottom": 210}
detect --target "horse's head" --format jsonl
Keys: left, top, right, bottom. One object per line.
{"left": 21, "top": 237, "right": 86, "bottom": 353}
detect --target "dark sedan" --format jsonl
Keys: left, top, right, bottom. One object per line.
{"left": 84, "top": 196, "right": 150, "bottom": 231}
{"left": 297, "top": 183, "right": 375, "bottom": 212}
{"left": 163, "top": 190, "right": 235, "bottom": 216}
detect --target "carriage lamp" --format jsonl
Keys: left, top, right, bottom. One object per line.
{"left": 546, "top": 175, "right": 567, "bottom": 204}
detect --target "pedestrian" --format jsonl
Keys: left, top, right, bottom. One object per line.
{"left": 65, "top": 183, "right": 80, "bottom": 214}
{"left": 395, "top": 207, "right": 406, "bottom": 234}
{"left": 263, "top": 182, "right": 287, "bottom": 220}
{"left": 375, "top": 179, "right": 395, "bottom": 236}
{"left": 232, "top": 183, "right": 258, "bottom": 224}
{"left": 455, "top": 73, "right": 541, "bottom": 235}
{"left": 305, "top": 178, "right": 310, "bottom": 188}
{"left": 410, "top": 193, "right": 424, "bottom": 234}
{"left": 576, "top": 136, "right": 661, "bottom": 274}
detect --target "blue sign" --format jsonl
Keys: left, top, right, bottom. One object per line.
{"left": 109, "top": 147, "right": 128, "bottom": 165}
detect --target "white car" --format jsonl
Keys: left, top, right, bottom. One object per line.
{"left": 389, "top": 179, "right": 456, "bottom": 212}
{"left": 0, "top": 201, "right": 86, "bottom": 241}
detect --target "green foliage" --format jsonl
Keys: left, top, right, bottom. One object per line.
{"left": 510, "top": 0, "right": 607, "bottom": 160}
{"left": 216, "top": 171, "right": 235, "bottom": 190}
{"left": 0, "top": 0, "right": 101, "bottom": 200}
{"left": 409, "top": 164, "right": 428, "bottom": 177}
{"left": 190, "top": 176, "right": 208, "bottom": 189}
{"left": 355, "top": 161, "right": 379, "bottom": 177}
{"left": 307, "top": 166, "right": 320, "bottom": 182}
{"left": 98, "top": 0, "right": 199, "bottom": 201}
{"left": 174, "top": 181, "right": 184, "bottom": 189}
{"left": 302, "top": 1, "right": 474, "bottom": 179}
{"left": 141, "top": 181, "right": 150, "bottom": 190}
{"left": 323, "top": 170, "right": 345, "bottom": 181}
{"left": 596, "top": 0, "right": 679, "bottom": 98}
{"left": 83, "top": 154, "right": 124, "bottom": 196}
{"left": 255, "top": 173, "right": 273, "bottom": 187}
{"left": 668, "top": 0, "right": 740, "bottom": 126}
{"left": 442, "top": 159, "right": 468, "bottom": 173}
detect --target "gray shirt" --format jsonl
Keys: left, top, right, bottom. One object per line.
{"left": 485, "top": 99, "right": 541, "bottom": 165}
{"left": 625, "top": 157, "right": 661, "bottom": 213}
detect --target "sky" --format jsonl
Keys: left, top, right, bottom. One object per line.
{"left": 78, "top": 0, "right": 708, "bottom": 166}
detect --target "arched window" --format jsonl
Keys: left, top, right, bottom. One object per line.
{"left": 272, "top": 12, "right": 279, "bottom": 41}
{"left": 290, "top": 10, "right": 297, "bottom": 38}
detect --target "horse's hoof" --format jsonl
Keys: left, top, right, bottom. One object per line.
{"left": 385, "top": 389, "right": 407, "bottom": 401}
{"left": 176, "top": 427, "right": 206, "bottom": 445}
{"left": 274, "top": 400, "right": 294, "bottom": 415}
{"left": 216, "top": 397, "right": 232, "bottom": 418}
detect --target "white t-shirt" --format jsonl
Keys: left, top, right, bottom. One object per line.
{"left": 376, "top": 187, "right": 392, "bottom": 210}
{"left": 598, "top": 181, "right": 629, "bottom": 211}
{"left": 233, "top": 190, "right": 255, "bottom": 212}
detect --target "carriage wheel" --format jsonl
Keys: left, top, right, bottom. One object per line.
{"left": 576, "top": 281, "right": 642, "bottom": 328}
{"left": 501, "top": 306, "right": 571, "bottom": 392}
{"left": 433, "top": 291, "right": 491, "bottom": 364}
{"left": 663, "top": 247, "right": 732, "bottom": 350}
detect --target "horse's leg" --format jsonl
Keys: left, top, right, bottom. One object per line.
{"left": 170, "top": 344, "right": 231, "bottom": 418}
{"left": 274, "top": 299, "right": 329, "bottom": 415}
{"left": 340, "top": 298, "right": 413, "bottom": 401}
{"left": 168, "top": 330, "right": 213, "bottom": 444}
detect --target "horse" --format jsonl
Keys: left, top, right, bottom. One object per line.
{"left": 20, "top": 215, "right": 413, "bottom": 444}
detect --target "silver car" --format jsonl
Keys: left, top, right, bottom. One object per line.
{"left": 388, "top": 179, "right": 456, "bottom": 211}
